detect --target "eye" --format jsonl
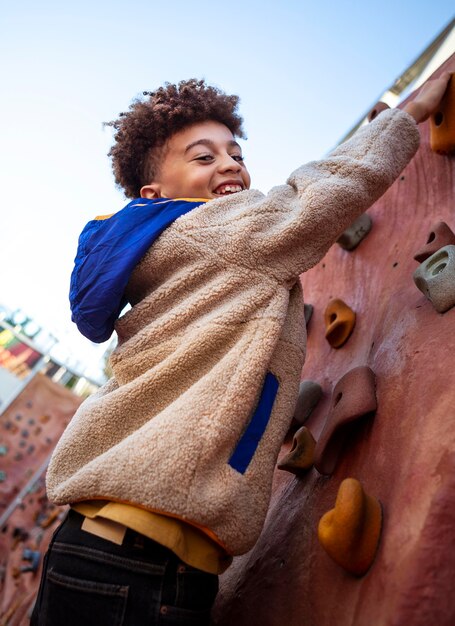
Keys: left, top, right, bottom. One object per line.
{"left": 195, "top": 154, "right": 214, "bottom": 162}
{"left": 232, "top": 155, "right": 245, "bottom": 162}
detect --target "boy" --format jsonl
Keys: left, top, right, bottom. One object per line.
{"left": 32, "top": 75, "right": 450, "bottom": 625}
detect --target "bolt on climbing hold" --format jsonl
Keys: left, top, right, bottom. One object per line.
{"left": 324, "top": 299, "right": 356, "bottom": 348}
{"left": 314, "top": 366, "right": 377, "bottom": 476}
{"left": 0, "top": 445, "right": 8, "bottom": 455}
{"left": 293, "top": 380, "right": 322, "bottom": 426}
{"left": 430, "top": 73, "right": 455, "bottom": 154}
{"left": 318, "top": 478, "right": 382, "bottom": 576}
{"left": 277, "top": 426, "right": 316, "bottom": 475}
{"left": 413, "top": 221, "right": 455, "bottom": 263}
{"left": 367, "top": 101, "right": 390, "bottom": 122}
{"left": 413, "top": 245, "right": 455, "bottom": 313}
{"left": 0, "top": 471, "right": 6, "bottom": 482}
{"left": 337, "top": 213, "right": 372, "bottom": 251}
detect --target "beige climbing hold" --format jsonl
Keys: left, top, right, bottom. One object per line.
{"left": 277, "top": 426, "right": 316, "bottom": 475}
{"left": 318, "top": 478, "right": 382, "bottom": 576}
{"left": 413, "top": 245, "right": 455, "bottom": 313}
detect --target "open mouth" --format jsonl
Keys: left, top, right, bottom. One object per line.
{"left": 213, "top": 183, "right": 244, "bottom": 196}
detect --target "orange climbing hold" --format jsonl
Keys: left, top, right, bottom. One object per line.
{"left": 324, "top": 299, "right": 356, "bottom": 348}
{"left": 430, "top": 73, "right": 455, "bottom": 155}
{"left": 277, "top": 426, "right": 316, "bottom": 475}
{"left": 318, "top": 478, "right": 382, "bottom": 577}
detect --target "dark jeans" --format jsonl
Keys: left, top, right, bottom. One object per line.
{"left": 31, "top": 509, "right": 219, "bottom": 625}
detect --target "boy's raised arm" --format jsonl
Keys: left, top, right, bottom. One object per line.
{"left": 242, "top": 73, "right": 451, "bottom": 281}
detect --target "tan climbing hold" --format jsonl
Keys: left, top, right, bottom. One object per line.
{"left": 324, "top": 299, "right": 356, "bottom": 348}
{"left": 318, "top": 478, "right": 382, "bottom": 576}
{"left": 277, "top": 426, "right": 316, "bottom": 475}
{"left": 413, "top": 221, "right": 455, "bottom": 263}
{"left": 314, "top": 366, "right": 377, "bottom": 476}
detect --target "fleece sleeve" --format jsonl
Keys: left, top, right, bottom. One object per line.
{"left": 236, "top": 108, "right": 420, "bottom": 282}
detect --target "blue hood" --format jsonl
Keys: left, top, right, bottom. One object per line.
{"left": 69, "top": 197, "right": 206, "bottom": 343}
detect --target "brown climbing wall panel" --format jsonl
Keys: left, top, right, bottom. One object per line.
{"left": 0, "top": 374, "right": 82, "bottom": 625}
{"left": 213, "top": 57, "right": 455, "bottom": 626}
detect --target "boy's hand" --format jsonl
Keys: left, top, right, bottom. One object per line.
{"left": 403, "top": 72, "right": 452, "bottom": 124}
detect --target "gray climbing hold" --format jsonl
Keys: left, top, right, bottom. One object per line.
{"left": 294, "top": 380, "right": 323, "bottom": 425}
{"left": 337, "top": 214, "right": 372, "bottom": 251}
{"left": 413, "top": 245, "right": 455, "bottom": 313}
{"left": 304, "top": 303, "right": 313, "bottom": 326}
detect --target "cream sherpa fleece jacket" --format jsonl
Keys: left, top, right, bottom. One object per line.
{"left": 46, "top": 109, "right": 419, "bottom": 555}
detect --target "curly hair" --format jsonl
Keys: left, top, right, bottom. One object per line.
{"left": 106, "top": 79, "right": 246, "bottom": 198}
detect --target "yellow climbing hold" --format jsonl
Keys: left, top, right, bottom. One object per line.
{"left": 318, "top": 478, "right": 382, "bottom": 576}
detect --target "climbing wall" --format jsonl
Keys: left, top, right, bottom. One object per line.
{"left": 213, "top": 58, "right": 455, "bottom": 626}
{"left": 0, "top": 373, "right": 82, "bottom": 625}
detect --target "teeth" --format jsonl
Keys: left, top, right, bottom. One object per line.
{"left": 217, "top": 185, "right": 243, "bottom": 194}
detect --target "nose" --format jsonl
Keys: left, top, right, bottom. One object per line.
{"left": 218, "top": 152, "right": 242, "bottom": 173}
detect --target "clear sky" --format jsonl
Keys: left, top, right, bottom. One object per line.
{"left": 1, "top": 0, "right": 454, "bottom": 378}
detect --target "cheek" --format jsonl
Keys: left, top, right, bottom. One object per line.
{"left": 192, "top": 170, "right": 214, "bottom": 188}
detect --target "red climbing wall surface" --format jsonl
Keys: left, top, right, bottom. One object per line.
{"left": 0, "top": 374, "right": 82, "bottom": 625}
{"left": 213, "top": 58, "right": 455, "bottom": 626}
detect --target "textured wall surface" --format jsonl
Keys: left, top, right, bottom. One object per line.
{"left": 213, "top": 57, "right": 455, "bottom": 626}
{"left": 0, "top": 374, "right": 82, "bottom": 625}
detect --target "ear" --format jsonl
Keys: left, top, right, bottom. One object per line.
{"left": 140, "top": 183, "right": 162, "bottom": 199}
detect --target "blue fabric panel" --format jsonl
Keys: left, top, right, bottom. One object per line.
{"left": 69, "top": 198, "right": 205, "bottom": 343}
{"left": 229, "top": 372, "right": 279, "bottom": 474}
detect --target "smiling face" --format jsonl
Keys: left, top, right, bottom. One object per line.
{"left": 140, "top": 120, "right": 251, "bottom": 200}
